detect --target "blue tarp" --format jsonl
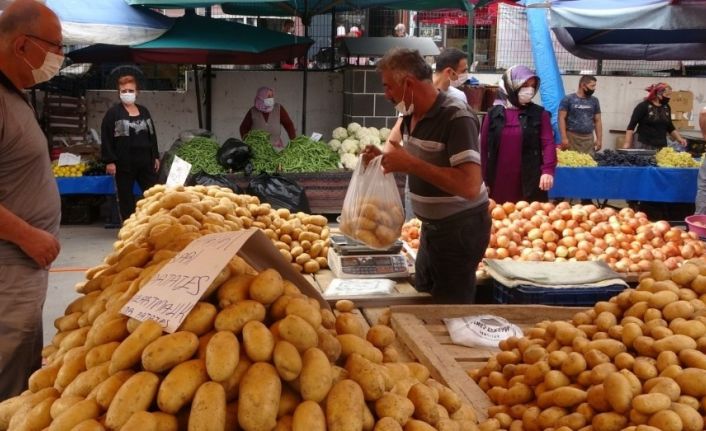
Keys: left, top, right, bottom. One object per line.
{"left": 549, "top": 166, "right": 698, "bottom": 203}
{"left": 45, "top": 0, "right": 172, "bottom": 45}
{"left": 57, "top": 176, "right": 141, "bottom": 195}
{"left": 548, "top": 0, "right": 706, "bottom": 60}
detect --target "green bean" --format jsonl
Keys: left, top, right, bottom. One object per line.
{"left": 175, "top": 136, "right": 225, "bottom": 175}
{"left": 244, "top": 132, "right": 340, "bottom": 174}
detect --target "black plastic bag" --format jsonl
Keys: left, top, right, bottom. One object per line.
{"left": 188, "top": 172, "right": 243, "bottom": 194}
{"left": 246, "top": 173, "right": 311, "bottom": 213}
{"left": 218, "top": 138, "right": 251, "bottom": 171}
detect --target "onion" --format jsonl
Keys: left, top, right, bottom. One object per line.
{"left": 531, "top": 239, "right": 546, "bottom": 250}
{"left": 515, "top": 200, "right": 529, "bottom": 210}
{"left": 552, "top": 219, "right": 567, "bottom": 232}
{"left": 654, "top": 220, "right": 670, "bottom": 235}
{"left": 577, "top": 240, "right": 592, "bottom": 252}
{"left": 497, "top": 235, "right": 510, "bottom": 249}
{"left": 560, "top": 209, "right": 572, "bottom": 220}
{"left": 502, "top": 202, "right": 516, "bottom": 215}
{"left": 637, "top": 260, "right": 651, "bottom": 271}
{"left": 529, "top": 201, "right": 542, "bottom": 211}
{"left": 629, "top": 263, "right": 640, "bottom": 273}
{"left": 561, "top": 237, "right": 578, "bottom": 248}
{"left": 590, "top": 226, "right": 606, "bottom": 238}
{"left": 527, "top": 251, "right": 542, "bottom": 261}
{"left": 485, "top": 248, "right": 497, "bottom": 259}
{"left": 521, "top": 207, "right": 535, "bottom": 219}
{"left": 491, "top": 207, "right": 506, "bottom": 220}
{"left": 681, "top": 244, "right": 695, "bottom": 259}
{"left": 541, "top": 202, "right": 554, "bottom": 213}
{"left": 566, "top": 220, "right": 579, "bottom": 229}
{"left": 543, "top": 251, "right": 556, "bottom": 261}
{"left": 556, "top": 201, "right": 571, "bottom": 210}
{"left": 555, "top": 245, "right": 569, "bottom": 258}
{"left": 545, "top": 242, "right": 557, "bottom": 252}
{"left": 496, "top": 248, "right": 509, "bottom": 259}
{"left": 542, "top": 230, "right": 558, "bottom": 243}
{"left": 575, "top": 249, "right": 588, "bottom": 261}
{"left": 527, "top": 228, "right": 542, "bottom": 241}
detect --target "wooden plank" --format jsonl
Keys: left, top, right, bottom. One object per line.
{"left": 391, "top": 312, "right": 493, "bottom": 421}
{"left": 326, "top": 293, "right": 432, "bottom": 308}
{"left": 391, "top": 304, "right": 581, "bottom": 324}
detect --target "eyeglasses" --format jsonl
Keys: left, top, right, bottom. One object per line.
{"left": 26, "top": 34, "right": 63, "bottom": 51}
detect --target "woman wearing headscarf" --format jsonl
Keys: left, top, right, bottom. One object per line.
{"left": 239, "top": 86, "right": 296, "bottom": 151}
{"left": 480, "top": 65, "right": 557, "bottom": 204}
{"left": 624, "top": 83, "right": 687, "bottom": 149}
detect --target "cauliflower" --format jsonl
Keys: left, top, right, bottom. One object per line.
{"left": 355, "top": 127, "right": 370, "bottom": 140}
{"left": 341, "top": 138, "right": 360, "bottom": 155}
{"left": 379, "top": 127, "right": 391, "bottom": 141}
{"left": 328, "top": 139, "right": 342, "bottom": 152}
{"left": 358, "top": 135, "right": 373, "bottom": 149}
{"left": 347, "top": 122, "right": 362, "bottom": 136}
{"left": 369, "top": 135, "right": 382, "bottom": 148}
{"left": 367, "top": 127, "right": 380, "bottom": 139}
{"left": 340, "top": 153, "right": 359, "bottom": 170}
{"left": 332, "top": 127, "right": 348, "bottom": 141}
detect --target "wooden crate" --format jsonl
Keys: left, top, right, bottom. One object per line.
{"left": 387, "top": 304, "right": 581, "bottom": 420}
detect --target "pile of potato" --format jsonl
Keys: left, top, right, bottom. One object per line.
{"left": 339, "top": 198, "right": 405, "bottom": 249}
{"left": 112, "top": 184, "right": 330, "bottom": 274}
{"left": 0, "top": 185, "right": 480, "bottom": 431}
{"left": 471, "top": 259, "right": 706, "bottom": 431}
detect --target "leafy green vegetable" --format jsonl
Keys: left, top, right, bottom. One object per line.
{"left": 244, "top": 132, "right": 340, "bottom": 174}
{"left": 175, "top": 136, "right": 225, "bottom": 175}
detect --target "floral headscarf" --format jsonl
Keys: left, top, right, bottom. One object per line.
{"left": 254, "top": 86, "right": 274, "bottom": 113}
{"left": 645, "top": 82, "right": 670, "bottom": 101}
{"left": 494, "top": 65, "right": 539, "bottom": 109}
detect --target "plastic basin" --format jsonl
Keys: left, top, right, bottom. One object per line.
{"left": 685, "top": 214, "right": 706, "bottom": 237}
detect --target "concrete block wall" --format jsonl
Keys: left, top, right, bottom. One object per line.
{"left": 343, "top": 68, "right": 398, "bottom": 129}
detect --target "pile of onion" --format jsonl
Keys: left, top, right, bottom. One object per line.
{"left": 485, "top": 200, "right": 704, "bottom": 273}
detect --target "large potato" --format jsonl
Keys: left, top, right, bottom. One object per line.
{"left": 300, "top": 347, "right": 333, "bottom": 403}
{"left": 178, "top": 302, "right": 217, "bottom": 336}
{"left": 62, "top": 362, "right": 110, "bottom": 397}
{"left": 141, "top": 331, "right": 199, "bottom": 373}
{"left": 326, "top": 379, "right": 365, "bottom": 431}
{"left": 375, "top": 392, "right": 415, "bottom": 426}
{"left": 158, "top": 359, "right": 209, "bottom": 414}
{"left": 279, "top": 315, "right": 318, "bottom": 352}
{"left": 243, "top": 321, "right": 275, "bottom": 362}
{"left": 273, "top": 341, "right": 303, "bottom": 381}
{"left": 338, "top": 334, "right": 383, "bottom": 364}
{"left": 217, "top": 274, "right": 255, "bottom": 308}
{"left": 94, "top": 370, "right": 134, "bottom": 410}
{"left": 48, "top": 399, "right": 101, "bottom": 431}
{"left": 292, "top": 400, "right": 326, "bottom": 431}
{"left": 109, "top": 319, "right": 163, "bottom": 374}
{"left": 205, "top": 331, "right": 240, "bottom": 382}
{"left": 215, "top": 300, "right": 266, "bottom": 334}
{"left": 346, "top": 353, "right": 386, "bottom": 401}
{"left": 408, "top": 383, "right": 440, "bottom": 425}
{"left": 105, "top": 371, "right": 160, "bottom": 430}
{"left": 249, "top": 268, "right": 284, "bottom": 305}
{"left": 238, "top": 362, "right": 282, "bottom": 431}
{"left": 188, "top": 382, "right": 227, "bottom": 431}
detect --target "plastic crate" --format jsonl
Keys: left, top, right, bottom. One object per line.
{"left": 60, "top": 196, "right": 100, "bottom": 225}
{"left": 492, "top": 281, "right": 627, "bottom": 306}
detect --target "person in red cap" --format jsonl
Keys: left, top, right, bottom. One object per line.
{"left": 624, "top": 82, "right": 687, "bottom": 149}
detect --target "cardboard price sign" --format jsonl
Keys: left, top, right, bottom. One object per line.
{"left": 121, "top": 229, "right": 328, "bottom": 332}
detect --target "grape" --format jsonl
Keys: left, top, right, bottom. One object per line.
{"left": 557, "top": 149, "right": 598, "bottom": 167}
{"left": 655, "top": 147, "right": 700, "bottom": 168}
{"left": 593, "top": 150, "right": 656, "bottom": 167}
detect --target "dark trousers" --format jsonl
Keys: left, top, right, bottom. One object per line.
{"left": 415, "top": 204, "right": 491, "bottom": 304}
{"left": 115, "top": 163, "right": 157, "bottom": 221}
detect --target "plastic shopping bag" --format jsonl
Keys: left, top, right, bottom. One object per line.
{"left": 339, "top": 155, "right": 404, "bottom": 249}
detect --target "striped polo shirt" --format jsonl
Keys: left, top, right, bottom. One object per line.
{"left": 402, "top": 91, "right": 488, "bottom": 220}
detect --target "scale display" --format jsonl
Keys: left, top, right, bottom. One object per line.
{"left": 328, "top": 248, "right": 409, "bottom": 279}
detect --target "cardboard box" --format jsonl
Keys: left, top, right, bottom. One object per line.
{"left": 670, "top": 90, "right": 694, "bottom": 113}
{"left": 673, "top": 119, "right": 693, "bottom": 130}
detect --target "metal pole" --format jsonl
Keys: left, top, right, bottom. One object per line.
{"left": 193, "top": 65, "right": 203, "bottom": 129}
{"left": 302, "top": 0, "right": 309, "bottom": 135}
{"left": 205, "top": 6, "right": 212, "bottom": 131}
{"left": 330, "top": 10, "right": 337, "bottom": 69}
{"left": 466, "top": 7, "right": 475, "bottom": 63}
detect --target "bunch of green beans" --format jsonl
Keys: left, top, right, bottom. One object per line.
{"left": 244, "top": 131, "right": 340, "bottom": 174}
{"left": 175, "top": 137, "right": 226, "bottom": 175}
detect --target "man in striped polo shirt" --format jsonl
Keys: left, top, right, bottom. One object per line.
{"left": 362, "top": 48, "right": 490, "bottom": 303}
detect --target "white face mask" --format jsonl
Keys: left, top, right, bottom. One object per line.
{"left": 518, "top": 87, "right": 536, "bottom": 105}
{"left": 394, "top": 83, "right": 414, "bottom": 116}
{"left": 23, "top": 39, "right": 63, "bottom": 86}
{"left": 451, "top": 72, "right": 469, "bottom": 88}
{"left": 263, "top": 98, "right": 275, "bottom": 108}
{"left": 120, "top": 92, "right": 136, "bottom": 105}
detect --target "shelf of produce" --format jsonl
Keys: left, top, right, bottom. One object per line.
{"left": 227, "top": 171, "right": 406, "bottom": 214}
{"left": 550, "top": 166, "right": 698, "bottom": 202}
{"left": 378, "top": 304, "right": 581, "bottom": 421}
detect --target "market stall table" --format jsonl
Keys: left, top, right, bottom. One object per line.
{"left": 549, "top": 166, "right": 697, "bottom": 202}
{"left": 56, "top": 175, "right": 141, "bottom": 195}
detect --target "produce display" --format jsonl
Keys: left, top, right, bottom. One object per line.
{"left": 655, "top": 147, "right": 701, "bottom": 168}
{"left": 557, "top": 150, "right": 598, "bottom": 167}
{"left": 328, "top": 123, "right": 390, "bottom": 170}
{"left": 244, "top": 131, "right": 340, "bottom": 174}
{"left": 175, "top": 136, "right": 226, "bottom": 175}
{"left": 52, "top": 161, "right": 88, "bottom": 177}
{"left": 0, "top": 184, "right": 482, "bottom": 431}
{"left": 400, "top": 218, "right": 421, "bottom": 250}
{"left": 594, "top": 150, "right": 656, "bottom": 167}
{"left": 486, "top": 201, "right": 704, "bottom": 273}
{"left": 472, "top": 259, "right": 706, "bottom": 431}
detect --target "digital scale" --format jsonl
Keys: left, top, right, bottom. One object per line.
{"left": 328, "top": 234, "right": 409, "bottom": 279}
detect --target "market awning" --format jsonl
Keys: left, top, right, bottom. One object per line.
{"left": 67, "top": 12, "right": 313, "bottom": 64}
{"left": 549, "top": 0, "right": 706, "bottom": 60}
{"left": 45, "top": 0, "right": 172, "bottom": 45}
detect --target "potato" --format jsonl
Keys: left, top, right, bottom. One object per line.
{"left": 178, "top": 302, "right": 217, "bottom": 336}
{"left": 500, "top": 383, "right": 533, "bottom": 406}
{"left": 70, "top": 419, "right": 106, "bottom": 431}
{"left": 105, "top": 371, "right": 160, "bottom": 430}
{"left": 249, "top": 268, "right": 284, "bottom": 305}
{"left": 206, "top": 330, "right": 240, "bottom": 382}
{"left": 157, "top": 359, "right": 209, "bottom": 414}
{"left": 95, "top": 370, "right": 133, "bottom": 410}
{"left": 84, "top": 341, "right": 120, "bottom": 369}
{"left": 286, "top": 297, "right": 322, "bottom": 329}
{"left": 220, "top": 352, "right": 252, "bottom": 403}
{"left": 336, "top": 313, "right": 367, "bottom": 338}
{"left": 375, "top": 392, "right": 415, "bottom": 426}
{"left": 408, "top": 383, "right": 439, "bottom": 425}
{"left": 404, "top": 419, "right": 438, "bottom": 431}
{"left": 647, "top": 410, "right": 683, "bottom": 431}
{"left": 278, "top": 385, "right": 301, "bottom": 419}
{"left": 591, "top": 412, "right": 627, "bottom": 431}
{"left": 367, "top": 325, "right": 396, "bottom": 348}
{"left": 670, "top": 402, "right": 703, "bottom": 431}
{"left": 375, "top": 417, "right": 404, "bottom": 431}
{"left": 326, "top": 380, "right": 365, "bottom": 431}
{"left": 109, "top": 319, "right": 163, "bottom": 374}
{"left": 48, "top": 399, "right": 101, "bottom": 431}
{"left": 338, "top": 334, "right": 383, "bottom": 364}
{"left": 279, "top": 314, "right": 319, "bottom": 352}
{"left": 243, "top": 321, "right": 275, "bottom": 362}
{"left": 215, "top": 300, "right": 267, "bottom": 334}
{"left": 273, "top": 340, "right": 303, "bottom": 381}
{"left": 142, "top": 331, "right": 199, "bottom": 373}
{"left": 345, "top": 353, "right": 386, "bottom": 402}
{"left": 654, "top": 334, "right": 698, "bottom": 353}
{"left": 292, "top": 400, "right": 326, "bottom": 431}
{"left": 317, "top": 326, "right": 343, "bottom": 363}
{"left": 15, "top": 395, "right": 57, "bottom": 431}
{"left": 238, "top": 363, "right": 282, "bottom": 431}
{"left": 188, "top": 381, "right": 226, "bottom": 431}
{"left": 675, "top": 368, "right": 706, "bottom": 397}
{"left": 631, "top": 393, "right": 671, "bottom": 415}
{"left": 560, "top": 352, "right": 587, "bottom": 376}
{"left": 28, "top": 362, "right": 61, "bottom": 392}
{"left": 585, "top": 339, "right": 627, "bottom": 358}
{"left": 63, "top": 362, "right": 110, "bottom": 397}
{"left": 678, "top": 348, "right": 706, "bottom": 369}
{"left": 300, "top": 347, "right": 333, "bottom": 402}
{"left": 122, "top": 411, "right": 158, "bottom": 431}
{"left": 55, "top": 347, "right": 88, "bottom": 390}
{"left": 335, "top": 300, "right": 355, "bottom": 313}
{"left": 550, "top": 386, "right": 588, "bottom": 408}
{"left": 217, "top": 274, "right": 255, "bottom": 308}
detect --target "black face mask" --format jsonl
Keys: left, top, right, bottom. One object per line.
{"left": 584, "top": 88, "right": 595, "bottom": 97}
{"left": 661, "top": 96, "right": 670, "bottom": 104}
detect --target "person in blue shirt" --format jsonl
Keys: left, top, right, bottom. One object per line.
{"left": 558, "top": 75, "right": 602, "bottom": 155}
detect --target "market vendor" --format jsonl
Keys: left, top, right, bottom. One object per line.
{"left": 239, "top": 86, "right": 296, "bottom": 152}
{"left": 101, "top": 74, "right": 160, "bottom": 222}
{"left": 624, "top": 83, "right": 688, "bottom": 149}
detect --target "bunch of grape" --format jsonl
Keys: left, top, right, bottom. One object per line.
{"left": 557, "top": 149, "right": 598, "bottom": 167}
{"left": 594, "top": 150, "right": 656, "bottom": 167}
{"left": 655, "top": 147, "right": 700, "bottom": 168}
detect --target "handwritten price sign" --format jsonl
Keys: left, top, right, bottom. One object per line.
{"left": 121, "top": 231, "right": 249, "bottom": 333}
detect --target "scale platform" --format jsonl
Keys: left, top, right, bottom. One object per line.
{"left": 328, "top": 235, "right": 409, "bottom": 279}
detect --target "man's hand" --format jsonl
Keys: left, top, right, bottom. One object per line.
{"left": 678, "top": 137, "right": 688, "bottom": 147}
{"left": 360, "top": 145, "right": 382, "bottom": 166}
{"left": 154, "top": 159, "right": 161, "bottom": 173}
{"left": 594, "top": 139, "right": 602, "bottom": 151}
{"left": 18, "top": 227, "right": 60, "bottom": 268}
{"left": 560, "top": 137, "right": 569, "bottom": 150}
{"left": 106, "top": 163, "right": 117, "bottom": 175}
{"left": 539, "top": 174, "right": 554, "bottom": 191}
{"left": 380, "top": 140, "right": 412, "bottom": 174}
